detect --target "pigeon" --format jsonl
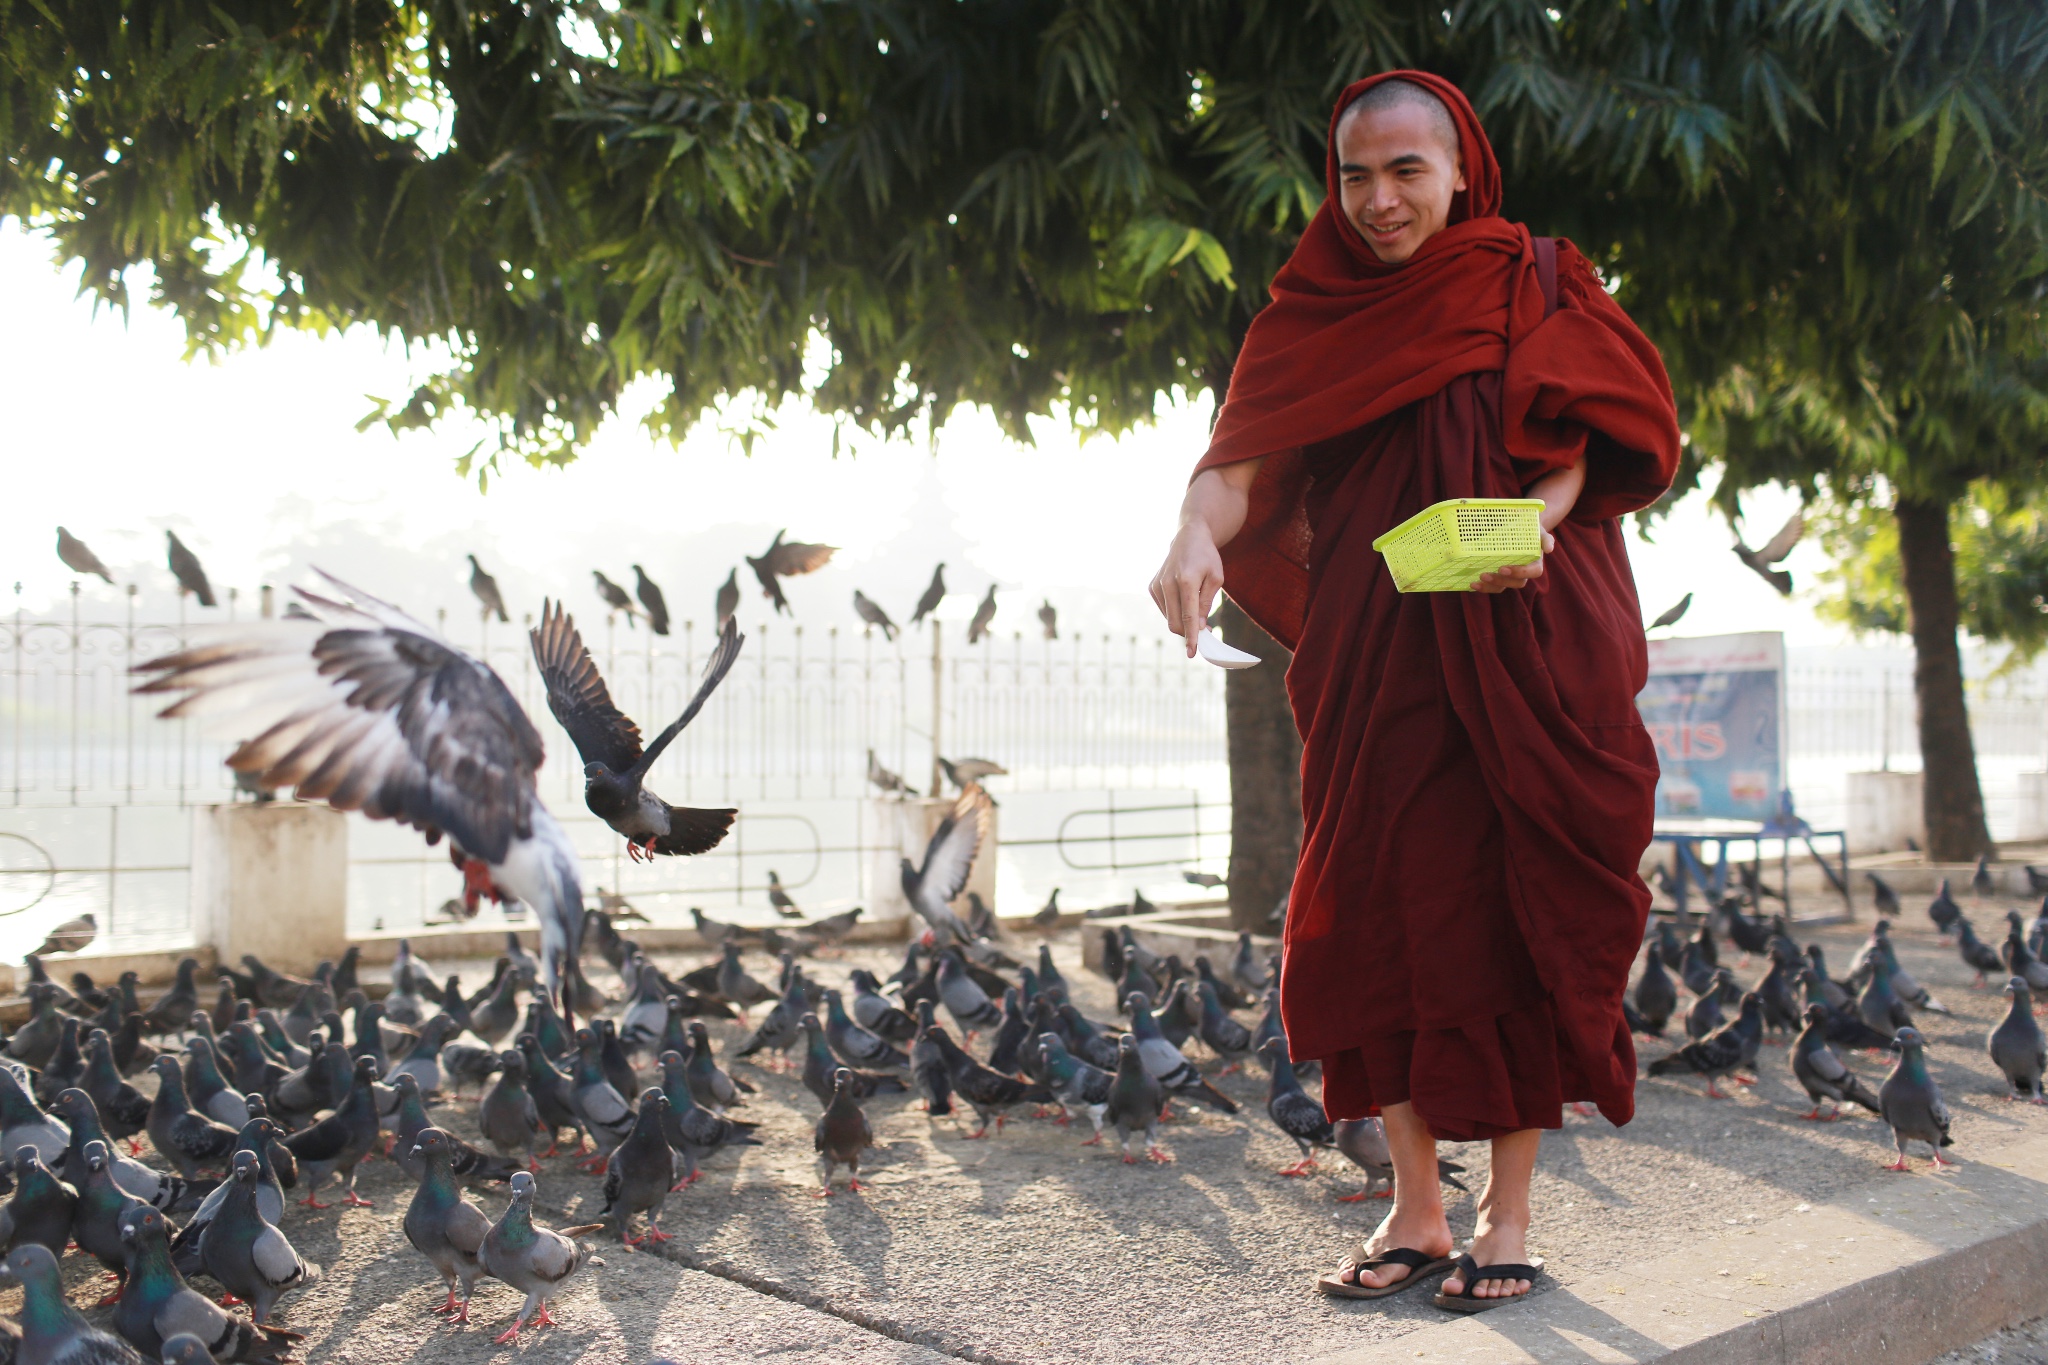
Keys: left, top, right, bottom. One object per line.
{"left": 1730, "top": 509, "right": 1802, "bottom": 594}
{"left": 478, "top": 1171, "right": 605, "bottom": 1344}
{"left": 1034, "top": 889, "right": 1062, "bottom": 932}
{"left": 853, "top": 591, "right": 898, "bottom": 641}
{"left": 1797, "top": 968, "right": 1891, "bottom": 1051}
{"left": 197, "top": 1151, "right": 307, "bottom": 1324}
{"left": 618, "top": 966, "right": 675, "bottom": 1058}
{"left": 909, "top": 1002, "right": 954, "bottom": 1118}
{"left": 733, "top": 971, "right": 805, "bottom": 1071}
{"left": 1034, "top": 1034, "right": 1110, "bottom": 1141}
{"left": 1103, "top": 1035, "right": 1170, "bottom": 1163}
{"left": 1125, "top": 994, "right": 1238, "bottom": 1113}
{"left": 164, "top": 532, "right": 216, "bottom": 608}
{"left": 867, "top": 748, "right": 914, "bottom": 796}
{"left": 1927, "top": 879, "right": 1962, "bottom": 937}
{"left": 1863, "top": 871, "right": 1902, "bottom": 919}
{"left": 1803, "top": 944, "right": 1853, "bottom": 1012}
{"left": 136, "top": 575, "right": 591, "bottom": 1029}
{"left": 1647, "top": 592, "right": 1691, "bottom": 630}
{"left": 0, "top": 1243, "right": 145, "bottom": 1364}
{"left": 145, "top": 1059, "right": 238, "bottom": 1181}
{"left": 32, "top": 913, "right": 96, "bottom": 958}
{"left": 50, "top": 1090, "right": 189, "bottom": 1215}
{"left": 1633, "top": 942, "right": 1678, "bottom": 1035}
{"left": 389, "top": 1074, "right": 517, "bottom": 1185}
{"left": 1988, "top": 979, "right": 2047, "bottom": 1104}
{"left": 1038, "top": 600, "right": 1058, "bottom": 640}
{"left": 533, "top": 601, "right": 739, "bottom": 862}
{"left": 599, "top": 1091, "right": 680, "bottom": 1244}
{"left": 479, "top": 1052, "right": 550, "bottom": 1166}
{"left": 655, "top": 1052, "right": 761, "bottom": 1171}
{"left": 799, "top": 1015, "right": 905, "bottom": 1107}
{"left": 748, "top": 531, "right": 838, "bottom": 616}
{"left": 593, "top": 1018, "right": 639, "bottom": 1105}
{"left": 764, "top": 869, "right": 805, "bottom": 919}
{"left": 1973, "top": 853, "right": 1996, "bottom": 899}
{"left": 922, "top": 1023, "right": 1048, "bottom": 1137}
{"left": 1647, "top": 993, "right": 1763, "bottom": 1098}
{"left": 901, "top": 790, "right": 992, "bottom": 949}
{"left": 1956, "top": 917, "right": 2007, "bottom": 985}
{"left": 567, "top": 1029, "right": 636, "bottom": 1168}
{"left": 1182, "top": 870, "right": 1226, "bottom": 891}
{"left": 712, "top": 946, "right": 780, "bottom": 1019}
{"left": 2003, "top": 931, "right": 2048, "bottom": 992}
{"left": 1258, "top": 1040, "right": 1334, "bottom": 1175}
{"left": 711, "top": 567, "right": 741, "bottom": 630}
{"left": 73, "top": 1138, "right": 155, "bottom": 1287}
{"left": 1194, "top": 981, "right": 1255, "bottom": 1071}
{"left": 1878, "top": 1027, "right": 1954, "bottom": 1171}
{"left": 1677, "top": 940, "right": 1719, "bottom": 1000}
{"left": 939, "top": 756, "right": 1008, "bottom": 789}
{"left": 0, "top": 1145, "right": 76, "bottom": 1257}
{"left": 170, "top": 1110, "right": 288, "bottom": 1278}
{"left": 1717, "top": 897, "right": 1775, "bottom": 959}
{"left": 965, "top": 584, "right": 997, "bottom": 644}
{"left": 682, "top": 1022, "right": 754, "bottom": 1111}
{"left": 1054, "top": 1002, "right": 1121, "bottom": 1072}
{"left": 823, "top": 990, "right": 908, "bottom": 1071}
{"left": 279, "top": 1055, "right": 381, "bottom": 1207}
{"left": 56, "top": 527, "right": 116, "bottom": 584}
{"left": 1330, "top": 1118, "right": 1467, "bottom": 1201}
{"left": 2029, "top": 899, "right": 2048, "bottom": 957}
{"left": 1755, "top": 954, "right": 1804, "bottom": 1035}
{"left": 631, "top": 565, "right": 670, "bottom": 635}
{"left": 1856, "top": 953, "right": 1914, "bottom": 1040}
{"left": 181, "top": 1039, "right": 248, "bottom": 1130}
{"left": 591, "top": 571, "right": 643, "bottom": 631}
{"left": 114, "top": 1206, "right": 299, "bottom": 1362}
{"left": 1856, "top": 922, "right": 1951, "bottom": 1015}
{"left": 467, "top": 554, "right": 510, "bottom": 623}
{"left": 1229, "top": 933, "right": 1270, "bottom": 993}
{"left": 935, "top": 949, "right": 1002, "bottom": 1036}
{"left": 846, "top": 972, "right": 917, "bottom": 1044}
{"left": 1789, "top": 1005, "right": 1883, "bottom": 1120}
{"left": 909, "top": 564, "right": 946, "bottom": 628}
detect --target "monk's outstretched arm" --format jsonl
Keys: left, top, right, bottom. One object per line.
{"left": 1472, "top": 457, "right": 1586, "bottom": 593}
{"left": 1151, "top": 458, "right": 1263, "bottom": 656}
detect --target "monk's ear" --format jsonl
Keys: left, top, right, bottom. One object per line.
{"left": 1454, "top": 157, "right": 1467, "bottom": 194}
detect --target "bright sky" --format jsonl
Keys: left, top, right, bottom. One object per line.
{"left": 0, "top": 221, "right": 1844, "bottom": 646}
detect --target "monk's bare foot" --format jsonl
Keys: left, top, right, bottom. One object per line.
{"left": 1442, "top": 1217, "right": 1532, "bottom": 1300}
{"left": 1344, "top": 1207, "right": 1453, "bottom": 1290}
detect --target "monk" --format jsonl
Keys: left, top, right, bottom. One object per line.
{"left": 1150, "top": 72, "right": 1679, "bottom": 1310}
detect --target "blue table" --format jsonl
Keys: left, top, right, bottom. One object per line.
{"left": 1650, "top": 809, "right": 1850, "bottom": 921}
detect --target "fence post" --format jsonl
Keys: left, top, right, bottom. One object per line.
{"left": 191, "top": 802, "right": 348, "bottom": 976}
{"left": 930, "top": 620, "right": 944, "bottom": 796}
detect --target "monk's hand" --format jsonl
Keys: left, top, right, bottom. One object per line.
{"left": 1151, "top": 523, "right": 1225, "bottom": 657}
{"left": 1471, "top": 529, "right": 1554, "bottom": 593}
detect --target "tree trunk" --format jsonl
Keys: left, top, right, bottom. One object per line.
{"left": 1894, "top": 495, "right": 1993, "bottom": 862}
{"left": 1219, "top": 598, "right": 1302, "bottom": 932}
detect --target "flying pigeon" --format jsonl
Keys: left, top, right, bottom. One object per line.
{"left": 939, "top": 756, "right": 1007, "bottom": 789}
{"left": 867, "top": 749, "right": 915, "bottom": 795}
{"left": 746, "top": 530, "right": 837, "bottom": 615}
{"left": 32, "top": 908, "right": 97, "bottom": 957}
{"left": 910, "top": 564, "right": 946, "bottom": 628}
{"left": 467, "top": 555, "right": 510, "bottom": 623}
{"left": 1731, "top": 510, "right": 1802, "bottom": 595}
{"left": 1789, "top": 1005, "right": 1882, "bottom": 1120}
{"left": 853, "top": 591, "right": 898, "bottom": 641}
{"left": 901, "top": 789, "right": 993, "bottom": 948}
{"left": 164, "top": 532, "right": 216, "bottom": 608}
{"left": 592, "top": 571, "right": 641, "bottom": 628}
{"left": 478, "top": 1171, "right": 604, "bottom": 1344}
{"left": 1648, "top": 592, "right": 1691, "bottom": 631}
{"left": 1878, "top": 1027, "right": 1954, "bottom": 1170}
{"left": 813, "top": 1069, "right": 875, "bottom": 1195}
{"left": 966, "top": 584, "right": 997, "bottom": 644}
{"left": 632, "top": 565, "right": 670, "bottom": 635}
{"left": 1038, "top": 600, "right": 1058, "bottom": 640}
{"left": 57, "top": 528, "right": 116, "bottom": 583}
{"left": 1989, "top": 978, "right": 2047, "bottom": 1103}
{"left": 137, "top": 573, "right": 590, "bottom": 1025}
{"left": 531, "top": 600, "right": 740, "bottom": 861}
{"left": 714, "top": 568, "right": 740, "bottom": 630}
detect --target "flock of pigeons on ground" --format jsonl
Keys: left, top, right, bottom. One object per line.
{"left": 52, "top": 526, "right": 1062, "bottom": 649}
{"left": 1626, "top": 863, "right": 2048, "bottom": 1173}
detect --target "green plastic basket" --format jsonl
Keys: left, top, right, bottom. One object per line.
{"left": 1371, "top": 498, "right": 1546, "bottom": 593}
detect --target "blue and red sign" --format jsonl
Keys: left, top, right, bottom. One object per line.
{"left": 1638, "top": 632, "right": 1785, "bottom": 824}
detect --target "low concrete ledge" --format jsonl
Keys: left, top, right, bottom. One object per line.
{"left": 1079, "top": 906, "right": 1274, "bottom": 975}
{"left": 1312, "top": 1130, "right": 2048, "bottom": 1365}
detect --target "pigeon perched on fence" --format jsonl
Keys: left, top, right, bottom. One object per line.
{"left": 910, "top": 564, "right": 946, "bottom": 628}
{"left": 137, "top": 574, "right": 593, "bottom": 1027}
{"left": 1038, "top": 600, "right": 1058, "bottom": 640}
{"left": 1789, "top": 1005, "right": 1883, "bottom": 1121}
{"left": 56, "top": 527, "right": 116, "bottom": 583}
{"left": 631, "top": 565, "right": 670, "bottom": 635}
{"left": 164, "top": 532, "right": 216, "bottom": 608}
{"left": 1988, "top": 979, "right": 2047, "bottom": 1104}
{"left": 965, "top": 584, "right": 998, "bottom": 644}
{"left": 1878, "top": 1027, "right": 1954, "bottom": 1171}
{"left": 479, "top": 1171, "right": 604, "bottom": 1344}
{"left": 853, "top": 591, "right": 898, "bottom": 641}
{"left": 591, "top": 570, "right": 641, "bottom": 628}
{"left": 746, "top": 530, "right": 837, "bottom": 616}
{"left": 467, "top": 555, "right": 509, "bottom": 623}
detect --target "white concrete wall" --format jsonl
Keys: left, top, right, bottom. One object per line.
{"left": 191, "top": 802, "right": 349, "bottom": 977}
{"left": 1847, "top": 771, "right": 1924, "bottom": 854}
{"left": 2016, "top": 773, "right": 2048, "bottom": 844}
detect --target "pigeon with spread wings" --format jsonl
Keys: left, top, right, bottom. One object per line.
{"left": 133, "top": 573, "right": 590, "bottom": 1029}
{"left": 900, "top": 787, "right": 992, "bottom": 948}
{"left": 531, "top": 600, "right": 742, "bottom": 862}
{"left": 1733, "top": 512, "right": 1804, "bottom": 596}
{"left": 746, "top": 531, "right": 837, "bottom": 616}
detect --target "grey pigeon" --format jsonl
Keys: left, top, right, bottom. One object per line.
{"left": 847, "top": 971, "right": 917, "bottom": 1043}
{"left": 909, "top": 564, "right": 946, "bottom": 628}
{"left": 1648, "top": 993, "right": 1763, "bottom": 1098}
{"left": 1789, "top": 1005, "right": 1883, "bottom": 1120}
{"left": 1856, "top": 953, "right": 1914, "bottom": 1041}
{"left": 1194, "top": 981, "right": 1255, "bottom": 1070}
{"left": 1633, "top": 942, "right": 1677, "bottom": 1035}
{"left": 1103, "top": 1035, "right": 1169, "bottom": 1163}
{"left": 0, "top": 1066, "right": 69, "bottom": 1167}
{"left": 1033, "top": 889, "right": 1062, "bottom": 932}
{"left": 1034, "top": 1034, "right": 1110, "bottom": 1142}
{"left": 387, "top": 1015, "right": 458, "bottom": 1096}
{"left": 599, "top": 1090, "right": 680, "bottom": 1244}
{"left": 633, "top": 566, "right": 669, "bottom": 635}
{"left": 197, "top": 1152, "right": 306, "bottom": 1324}
{"left": 7, "top": 986, "right": 64, "bottom": 1071}
{"left": 1988, "top": 978, "right": 2047, "bottom": 1104}
{"left": 1927, "top": 879, "right": 1961, "bottom": 936}
{"left": 1127, "top": 995, "right": 1239, "bottom": 1113}
{"left": 1755, "top": 954, "right": 1804, "bottom": 1035}
{"left": 114, "top": 1206, "right": 299, "bottom": 1362}
{"left": 900, "top": 794, "right": 992, "bottom": 950}
{"left": 469, "top": 968, "right": 524, "bottom": 1047}
{"left": 965, "top": 583, "right": 997, "bottom": 644}
{"left": 593, "top": 570, "right": 640, "bottom": 627}
{"left": 139, "top": 959, "right": 203, "bottom": 1039}
{"left": 824, "top": 989, "right": 908, "bottom": 1071}
{"left": 403, "top": 1129, "right": 495, "bottom": 1324}
{"left": 1331, "top": 1118, "right": 1466, "bottom": 1201}
{"left": 935, "top": 948, "right": 1001, "bottom": 1035}
{"left": 49, "top": 1090, "right": 189, "bottom": 1217}
{"left": 1878, "top": 1027, "right": 1955, "bottom": 1171}
{"left": 1230, "top": 933, "right": 1269, "bottom": 993}
{"left": 1803, "top": 944, "right": 1853, "bottom": 1012}
{"left": 0, "top": 1242, "right": 144, "bottom": 1363}
{"left": 2003, "top": 930, "right": 2048, "bottom": 992}
{"left": 1957, "top": 917, "right": 2007, "bottom": 985}
{"left": 170, "top": 1112, "right": 288, "bottom": 1278}
{"left": 812, "top": 1069, "right": 875, "bottom": 1195}
{"left": 0, "top": 1146, "right": 76, "bottom": 1257}
{"left": 467, "top": 554, "right": 509, "bottom": 623}
{"left": 390, "top": 1074, "right": 517, "bottom": 1185}
{"left": 1797, "top": 969, "right": 1891, "bottom": 1052}
{"left": 515, "top": 1035, "right": 584, "bottom": 1156}
{"left": 618, "top": 961, "right": 672, "bottom": 1056}
{"left": 279, "top": 1055, "right": 380, "bottom": 1207}
{"left": 921, "top": 1023, "right": 1048, "bottom": 1137}
{"left": 853, "top": 592, "right": 898, "bottom": 642}
{"left": 714, "top": 944, "right": 780, "bottom": 1015}
{"left": 656, "top": 1052, "right": 760, "bottom": 1175}
{"left": 75, "top": 1138, "right": 155, "bottom": 1283}
{"left": 1038, "top": 599, "right": 1059, "bottom": 639}
{"left": 715, "top": 567, "right": 740, "bottom": 629}
{"left": 479, "top": 1052, "right": 549, "bottom": 1165}
{"left": 164, "top": 532, "right": 215, "bottom": 608}
{"left": 732, "top": 973, "right": 805, "bottom": 1070}
{"left": 56, "top": 527, "right": 116, "bottom": 584}
{"left": 479, "top": 1171, "right": 604, "bottom": 1344}
{"left": 179, "top": 1039, "right": 247, "bottom": 1130}
{"left": 1258, "top": 1039, "right": 1333, "bottom": 1175}
{"left": 799, "top": 1015, "right": 906, "bottom": 1107}
{"left": 909, "top": 1002, "right": 953, "bottom": 1118}
{"left": 682, "top": 1022, "right": 753, "bottom": 1112}
{"left": 567, "top": 1029, "right": 635, "bottom": 1169}
{"left": 1973, "top": 853, "right": 1996, "bottom": 899}
{"left": 745, "top": 530, "right": 837, "bottom": 616}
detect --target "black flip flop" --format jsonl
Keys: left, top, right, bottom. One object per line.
{"left": 1316, "top": 1246, "right": 1456, "bottom": 1300}
{"left": 1431, "top": 1253, "right": 1546, "bottom": 1313}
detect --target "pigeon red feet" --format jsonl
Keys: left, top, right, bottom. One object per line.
{"left": 342, "top": 1190, "right": 374, "bottom": 1208}
{"left": 1278, "top": 1157, "right": 1318, "bottom": 1177}
{"left": 432, "top": 1289, "right": 462, "bottom": 1316}
{"left": 1121, "top": 1154, "right": 1139, "bottom": 1164}
{"left": 126, "top": 1139, "right": 143, "bottom": 1157}
{"left": 1080, "top": 1135, "right": 1102, "bottom": 1147}
{"left": 493, "top": 1321, "right": 526, "bottom": 1345}
{"left": 1335, "top": 1190, "right": 1376, "bottom": 1203}
{"left": 963, "top": 1126, "right": 989, "bottom": 1140}
{"left": 93, "top": 1277, "right": 124, "bottom": 1308}
{"left": 1703, "top": 1080, "right": 1730, "bottom": 1099}
{"left": 847, "top": 1179, "right": 867, "bottom": 1193}
{"left": 1147, "top": 1146, "right": 1173, "bottom": 1164}
{"left": 299, "top": 1194, "right": 332, "bottom": 1209}
{"left": 626, "top": 1226, "right": 674, "bottom": 1245}
{"left": 1882, "top": 1156, "right": 1913, "bottom": 1172}
{"left": 534, "top": 1306, "right": 558, "bottom": 1328}
{"left": 218, "top": 1293, "right": 244, "bottom": 1308}
{"left": 814, "top": 1187, "right": 835, "bottom": 1198}
{"left": 1800, "top": 1106, "right": 1839, "bottom": 1122}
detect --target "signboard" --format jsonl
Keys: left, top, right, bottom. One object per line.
{"left": 1638, "top": 632, "right": 1786, "bottom": 824}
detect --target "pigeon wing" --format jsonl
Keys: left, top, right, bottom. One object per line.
{"left": 765, "top": 539, "right": 837, "bottom": 577}
{"left": 1755, "top": 511, "right": 1805, "bottom": 564}
{"left": 636, "top": 616, "right": 745, "bottom": 772}
{"left": 529, "top": 600, "right": 644, "bottom": 772}
{"left": 136, "top": 575, "right": 545, "bottom": 866}
{"left": 915, "top": 789, "right": 990, "bottom": 909}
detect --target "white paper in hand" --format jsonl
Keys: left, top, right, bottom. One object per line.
{"left": 1195, "top": 629, "right": 1261, "bottom": 669}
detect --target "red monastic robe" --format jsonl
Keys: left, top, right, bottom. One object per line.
{"left": 1195, "top": 72, "right": 1680, "bottom": 1138}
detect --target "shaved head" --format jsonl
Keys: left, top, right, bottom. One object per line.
{"left": 1339, "top": 79, "right": 1460, "bottom": 160}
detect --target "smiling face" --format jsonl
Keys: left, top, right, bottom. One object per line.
{"left": 1334, "top": 96, "right": 1466, "bottom": 265}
